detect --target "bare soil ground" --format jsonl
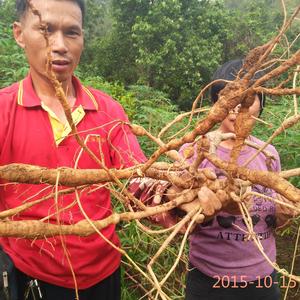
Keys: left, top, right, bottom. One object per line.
{"left": 277, "top": 233, "right": 300, "bottom": 300}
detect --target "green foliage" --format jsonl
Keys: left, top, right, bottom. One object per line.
{"left": 78, "top": 0, "right": 296, "bottom": 110}
{"left": 84, "top": 0, "right": 109, "bottom": 40}
{"left": 132, "top": 0, "right": 225, "bottom": 109}
{"left": 0, "top": 2, "right": 299, "bottom": 297}
{"left": 115, "top": 198, "right": 187, "bottom": 299}
{"left": 81, "top": 75, "right": 137, "bottom": 119}
{"left": 118, "top": 220, "right": 187, "bottom": 299}
{"left": 0, "top": 22, "right": 28, "bottom": 88}
{"left": 81, "top": 76, "right": 180, "bottom": 157}
{"left": 128, "top": 85, "right": 180, "bottom": 156}
{"left": 0, "top": 0, "right": 15, "bottom": 24}
{"left": 82, "top": 0, "right": 150, "bottom": 84}
{"left": 222, "top": 0, "right": 283, "bottom": 59}
{"left": 80, "top": 0, "right": 113, "bottom": 75}
{"left": 0, "top": 0, "right": 28, "bottom": 88}
{"left": 2, "top": 0, "right": 299, "bottom": 109}
{"left": 253, "top": 96, "right": 300, "bottom": 188}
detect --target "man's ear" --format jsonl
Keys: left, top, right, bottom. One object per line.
{"left": 13, "top": 21, "right": 25, "bottom": 49}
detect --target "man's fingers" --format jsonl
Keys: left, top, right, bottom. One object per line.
{"left": 196, "top": 187, "right": 211, "bottom": 215}
{"left": 153, "top": 182, "right": 168, "bottom": 204}
{"left": 180, "top": 200, "right": 201, "bottom": 214}
{"left": 180, "top": 187, "right": 230, "bottom": 217}
{"left": 197, "top": 187, "right": 225, "bottom": 217}
{"left": 202, "top": 169, "right": 217, "bottom": 180}
{"left": 202, "top": 201, "right": 215, "bottom": 216}
{"left": 216, "top": 189, "right": 228, "bottom": 204}
{"left": 212, "top": 197, "right": 222, "bottom": 211}
{"left": 166, "top": 185, "right": 183, "bottom": 201}
{"left": 195, "top": 214, "right": 205, "bottom": 224}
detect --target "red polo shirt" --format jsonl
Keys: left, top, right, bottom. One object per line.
{"left": 0, "top": 75, "right": 146, "bottom": 289}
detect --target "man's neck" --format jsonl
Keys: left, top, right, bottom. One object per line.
{"left": 30, "top": 70, "right": 77, "bottom": 124}
{"left": 30, "top": 70, "right": 76, "bottom": 109}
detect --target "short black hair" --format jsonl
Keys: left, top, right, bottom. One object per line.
{"left": 16, "top": 0, "right": 85, "bottom": 25}
{"left": 210, "top": 58, "right": 266, "bottom": 114}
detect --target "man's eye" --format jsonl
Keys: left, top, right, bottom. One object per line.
{"left": 66, "top": 30, "right": 80, "bottom": 37}
{"left": 38, "top": 26, "right": 46, "bottom": 33}
{"left": 39, "top": 26, "right": 53, "bottom": 34}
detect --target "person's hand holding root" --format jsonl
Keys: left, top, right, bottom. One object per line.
{"left": 180, "top": 187, "right": 229, "bottom": 219}
{"left": 147, "top": 169, "right": 242, "bottom": 232}
{"left": 162, "top": 169, "right": 239, "bottom": 233}
{"left": 166, "top": 185, "right": 230, "bottom": 233}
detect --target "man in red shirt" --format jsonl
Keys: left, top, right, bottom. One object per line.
{"left": 0, "top": 0, "right": 145, "bottom": 299}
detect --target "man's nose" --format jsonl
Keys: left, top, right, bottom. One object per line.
{"left": 51, "top": 31, "right": 68, "bottom": 54}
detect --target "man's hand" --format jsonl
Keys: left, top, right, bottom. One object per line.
{"left": 166, "top": 167, "right": 239, "bottom": 219}
{"left": 130, "top": 168, "right": 241, "bottom": 231}
{"left": 165, "top": 184, "right": 235, "bottom": 233}
{"left": 179, "top": 186, "right": 228, "bottom": 217}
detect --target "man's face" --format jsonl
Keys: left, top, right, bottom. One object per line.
{"left": 13, "top": 0, "right": 84, "bottom": 84}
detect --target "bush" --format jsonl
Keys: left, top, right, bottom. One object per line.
{"left": 81, "top": 76, "right": 181, "bottom": 157}
{"left": 0, "top": 22, "right": 28, "bottom": 88}
{"left": 253, "top": 96, "right": 300, "bottom": 188}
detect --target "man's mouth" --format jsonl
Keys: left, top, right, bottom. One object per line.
{"left": 52, "top": 60, "right": 70, "bottom": 66}
{"left": 51, "top": 60, "right": 71, "bottom": 72}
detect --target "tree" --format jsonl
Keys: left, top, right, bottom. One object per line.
{"left": 221, "top": 0, "right": 283, "bottom": 59}
{"left": 78, "top": 0, "right": 296, "bottom": 110}
{"left": 132, "top": 0, "right": 227, "bottom": 109}
{"left": 79, "top": 0, "right": 111, "bottom": 75}
{"left": 83, "top": 0, "right": 150, "bottom": 84}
